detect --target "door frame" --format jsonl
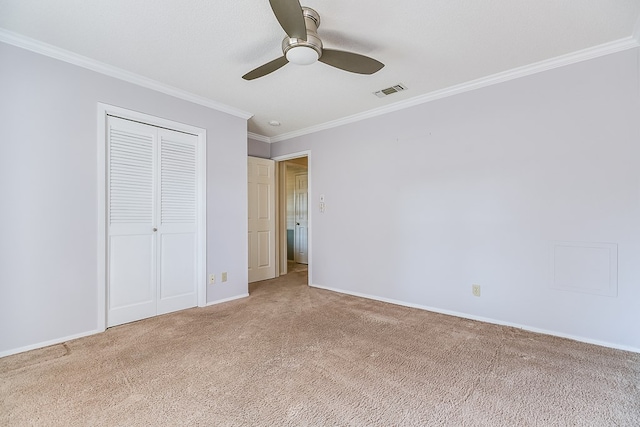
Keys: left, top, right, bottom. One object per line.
{"left": 272, "top": 150, "right": 312, "bottom": 286}
{"left": 97, "top": 103, "right": 207, "bottom": 331}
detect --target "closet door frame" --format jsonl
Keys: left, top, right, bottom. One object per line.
{"left": 97, "top": 103, "right": 207, "bottom": 331}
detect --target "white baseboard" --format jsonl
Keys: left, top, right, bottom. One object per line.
{"left": 205, "top": 293, "right": 249, "bottom": 307}
{"left": 310, "top": 284, "right": 640, "bottom": 354}
{"left": 1, "top": 292, "right": 249, "bottom": 358}
{"left": 2, "top": 294, "right": 250, "bottom": 358}
{"left": 0, "top": 328, "right": 104, "bottom": 359}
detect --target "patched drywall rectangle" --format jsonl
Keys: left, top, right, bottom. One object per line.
{"left": 551, "top": 242, "right": 618, "bottom": 297}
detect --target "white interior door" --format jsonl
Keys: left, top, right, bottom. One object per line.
{"left": 107, "top": 116, "right": 198, "bottom": 327}
{"left": 107, "top": 118, "right": 157, "bottom": 327}
{"left": 156, "top": 129, "right": 198, "bottom": 315}
{"left": 294, "top": 173, "right": 308, "bottom": 264}
{"left": 248, "top": 157, "right": 276, "bottom": 282}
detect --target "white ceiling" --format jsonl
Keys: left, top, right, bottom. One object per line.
{"left": 1, "top": 0, "right": 639, "bottom": 141}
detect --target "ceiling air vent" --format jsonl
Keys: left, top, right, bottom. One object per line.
{"left": 374, "top": 83, "right": 407, "bottom": 98}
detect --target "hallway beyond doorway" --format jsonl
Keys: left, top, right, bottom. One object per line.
{"left": 287, "top": 261, "right": 308, "bottom": 274}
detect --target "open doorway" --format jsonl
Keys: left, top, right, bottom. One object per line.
{"left": 273, "top": 152, "right": 310, "bottom": 282}
{"left": 285, "top": 157, "right": 308, "bottom": 274}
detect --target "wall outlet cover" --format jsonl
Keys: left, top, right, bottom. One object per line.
{"left": 472, "top": 284, "right": 481, "bottom": 297}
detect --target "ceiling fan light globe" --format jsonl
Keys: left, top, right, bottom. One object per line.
{"left": 286, "top": 46, "right": 319, "bottom": 65}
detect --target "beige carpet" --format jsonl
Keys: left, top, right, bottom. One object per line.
{"left": 1, "top": 270, "right": 639, "bottom": 426}
{"left": 287, "top": 261, "right": 308, "bottom": 273}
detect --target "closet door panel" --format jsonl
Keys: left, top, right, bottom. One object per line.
{"left": 158, "top": 233, "right": 196, "bottom": 310}
{"left": 107, "top": 117, "right": 157, "bottom": 327}
{"left": 156, "top": 129, "right": 198, "bottom": 315}
{"left": 108, "top": 234, "right": 156, "bottom": 326}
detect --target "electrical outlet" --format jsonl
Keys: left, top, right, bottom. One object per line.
{"left": 221, "top": 272, "right": 228, "bottom": 282}
{"left": 209, "top": 274, "right": 215, "bottom": 285}
{"left": 472, "top": 284, "right": 481, "bottom": 297}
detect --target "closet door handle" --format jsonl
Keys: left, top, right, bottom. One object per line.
{"left": 153, "top": 227, "right": 158, "bottom": 232}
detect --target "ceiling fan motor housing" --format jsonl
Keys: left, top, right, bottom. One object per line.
{"left": 282, "top": 7, "right": 322, "bottom": 64}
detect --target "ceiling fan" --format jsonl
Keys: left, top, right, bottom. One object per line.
{"left": 242, "top": 0, "right": 384, "bottom": 80}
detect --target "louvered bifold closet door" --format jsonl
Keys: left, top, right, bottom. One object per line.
{"left": 156, "top": 129, "right": 198, "bottom": 315}
{"left": 107, "top": 117, "right": 157, "bottom": 327}
{"left": 107, "top": 117, "right": 199, "bottom": 327}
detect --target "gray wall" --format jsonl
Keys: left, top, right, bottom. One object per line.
{"left": 0, "top": 42, "right": 249, "bottom": 355}
{"left": 272, "top": 48, "right": 640, "bottom": 351}
{"left": 248, "top": 138, "right": 271, "bottom": 158}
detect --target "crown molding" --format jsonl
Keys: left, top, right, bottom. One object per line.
{"left": 3, "top": 27, "right": 637, "bottom": 143}
{"left": 247, "top": 132, "right": 271, "bottom": 143}
{"left": 0, "top": 29, "right": 253, "bottom": 120}
{"left": 268, "top": 36, "right": 640, "bottom": 143}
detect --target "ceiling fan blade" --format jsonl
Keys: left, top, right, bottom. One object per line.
{"left": 319, "top": 49, "right": 384, "bottom": 75}
{"left": 242, "top": 56, "right": 289, "bottom": 80}
{"left": 269, "top": 0, "right": 307, "bottom": 40}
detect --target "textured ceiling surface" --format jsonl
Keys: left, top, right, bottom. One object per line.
{"left": 1, "top": 0, "right": 639, "bottom": 140}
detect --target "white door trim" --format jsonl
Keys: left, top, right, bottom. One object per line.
{"left": 97, "top": 103, "right": 207, "bottom": 331}
{"left": 272, "top": 150, "right": 312, "bottom": 287}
